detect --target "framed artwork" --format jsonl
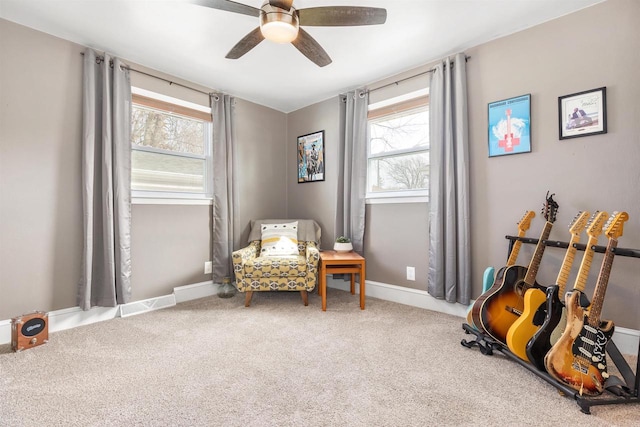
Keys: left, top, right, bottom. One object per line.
{"left": 488, "top": 94, "right": 531, "bottom": 157}
{"left": 558, "top": 87, "right": 607, "bottom": 140}
{"left": 297, "top": 130, "right": 325, "bottom": 183}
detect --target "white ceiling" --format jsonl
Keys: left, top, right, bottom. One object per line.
{"left": 0, "top": 0, "right": 604, "bottom": 112}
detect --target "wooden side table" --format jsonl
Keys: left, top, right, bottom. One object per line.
{"left": 319, "top": 250, "right": 366, "bottom": 311}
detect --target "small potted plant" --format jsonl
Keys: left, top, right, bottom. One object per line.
{"left": 334, "top": 236, "right": 353, "bottom": 253}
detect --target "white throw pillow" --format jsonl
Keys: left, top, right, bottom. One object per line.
{"left": 260, "top": 222, "right": 299, "bottom": 257}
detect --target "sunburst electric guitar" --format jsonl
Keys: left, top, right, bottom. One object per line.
{"left": 526, "top": 211, "right": 608, "bottom": 371}
{"left": 467, "top": 210, "right": 535, "bottom": 331}
{"left": 506, "top": 211, "right": 589, "bottom": 362}
{"left": 545, "top": 212, "right": 629, "bottom": 396}
{"left": 474, "top": 193, "right": 559, "bottom": 344}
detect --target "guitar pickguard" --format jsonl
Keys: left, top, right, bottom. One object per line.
{"left": 526, "top": 285, "right": 563, "bottom": 371}
{"left": 571, "top": 323, "right": 610, "bottom": 366}
{"left": 563, "top": 319, "right": 614, "bottom": 394}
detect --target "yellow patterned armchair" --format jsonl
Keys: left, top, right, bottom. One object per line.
{"left": 232, "top": 219, "right": 321, "bottom": 307}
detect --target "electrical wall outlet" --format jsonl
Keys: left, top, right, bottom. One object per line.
{"left": 204, "top": 261, "right": 212, "bottom": 274}
{"left": 406, "top": 266, "right": 415, "bottom": 281}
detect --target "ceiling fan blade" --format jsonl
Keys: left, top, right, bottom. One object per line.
{"left": 191, "top": 0, "right": 260, "bottom": 18}
{"left": 291, "top": 28, "right": 332, "bottom": 67}
{"left": 298, "top": 7, "right": 387, "bottom": 26}
{"left": 269, "top": 0, "right": 294, "bottom": 11}
{"left": 225, "top": 27, "right": 265, "bottom": 59}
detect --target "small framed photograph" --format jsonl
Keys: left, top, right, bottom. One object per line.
{"left": 297, "top": 130, "right": 325, "bottom": 183}
{"left": 558, "top": 87, "right": 607, "bottom": 140}
{"left": 488, "top": 94, "right": 531, "bottom": 157}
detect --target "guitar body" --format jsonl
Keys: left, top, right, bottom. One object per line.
{"left": 525, "top": 285, "right": 564, "bottom": 370}
{"left": 506, "top": 287, "right": 547, "bottom": 361}
{"left": 544, "top": 291, "right": 614, "bottom": 395}
{"left": 465, "top": 266, "right": 495, "bottom": 329}
{"left": 469, "top": 210, "right": 537, "bottom": 332}
{"left": 478, "top": 265, "right": 535, "bottom": 345}
{"left": 550, "top": 309, "right": 568, "bottom": 346}
{"left": 528, "top": 210, "right": 605, "bottom": 371}
{"left": 470, "top": 266, "right": 509, "bottom": 332}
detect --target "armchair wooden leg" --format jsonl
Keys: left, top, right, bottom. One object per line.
{"left": 300, "top": 290, "right": 308, "bottom": 306}
{"left": 244, "top": 291, "right": 253, "bottom": 307}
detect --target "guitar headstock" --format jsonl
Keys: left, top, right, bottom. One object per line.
{"left": 568, "top": 211, "right": 590, "bottom": 237}
{"left": 542, "top": 191, "right": 559, "bottom": 223}
{"left": 604, "top": 211, "right": 630, "bottom": 240}
{"left": 517, "top": 210, "right": 536, "bottom": 234}
{"left": 586, "top": 211, "right": 608, "bottom": 239}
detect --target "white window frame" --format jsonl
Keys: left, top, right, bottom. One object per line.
{"left": 130, "top": 87, "right": 213, "bottom": 204}
{"left": 366, "top": 88, "right": 429, "bottom": 204}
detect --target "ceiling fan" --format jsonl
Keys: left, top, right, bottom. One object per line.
{"left": 193, "top": 0, "right": 387, "bottom": 67}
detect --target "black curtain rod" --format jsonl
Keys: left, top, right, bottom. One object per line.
{"left": 368, "top": 70, "right": 434, "bottom": 94}
{"left": 121, "top": 65, "right": 212, "bottom": 97}
{"left": 80, "top": 52, "right": 212, "bottom": 97}
{"left": 368, "top": 55, "right": 471, "bottom": 94}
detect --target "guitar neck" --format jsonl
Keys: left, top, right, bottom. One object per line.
{"left": 555, "top": 235, "right": 581, "bottom": 295}
{"left": 588, "top": 238, "right": 618, "bottom": 327}
{"left": 572, "top": 235, "right": 599, "bottom": 293}
{"left": 524, "top": 221, "right": 553, "bottom": 285}
{"left": 506, "top": 235, "right": 525, "bottom": 266}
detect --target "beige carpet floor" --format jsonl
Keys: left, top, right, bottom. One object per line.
{"left": 0, "top": 289, "right": 638, "bottom": 426}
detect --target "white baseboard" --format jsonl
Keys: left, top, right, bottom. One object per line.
{"left": 612, "top": 326, "right": 640, "bottom": 357}
{"left": 3, "top": 280, "right": 638, "bottom": 356}
{"left": 327, "top": 278, "right": 469, "bottom": 317}
{"left": 173, "top": 280, "right": 218, "bottom": 303}
{"left": 0, "top": 306, "right": 120, "bottom": 346}
{"left": 0, "top": 281, "right": 221, "bottom": 345}
{"left": 0, "top": 319, "right": 12, "bottom": 346}
{"left": 48, "top": 306, "right": 120, "bottom": 332}
{"left": 327, "top": 278, "right": 640, "bottom": 356}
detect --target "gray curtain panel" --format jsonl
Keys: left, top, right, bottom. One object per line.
{"left": 428, "top": 53, "right": 471, "bottom": 305}
{"left": 79, "top": 49, "right": 132, "bottom": 310}
{"left": 336, "top": 89, "right": 368, "bottom": 254}
{"left": 210, "top": 93, "right": 239, "bottom": 282}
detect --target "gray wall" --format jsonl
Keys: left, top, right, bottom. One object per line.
{"left": 284, "top": 0, "right": 640, "bottom": 329}
{"left": 465, "top": 0, "right": 639, "bottom": 330}
{"left": 1, "top": 19, "right": 84, "bottom": 318}
{"left": 1, "top": 0, "right": 639, "bottom": 329}
{"left": 286, "top": 97, "right": 341, "bottom": 249}
{"left": 0, "top": 19, "right": 287, "bottom": 319}
{"left": 234, "top": 98, "right": 288, "bottom": 244}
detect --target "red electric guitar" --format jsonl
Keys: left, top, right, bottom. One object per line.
{"left": 498, "top": 109, "right": 520, "bottom": 152}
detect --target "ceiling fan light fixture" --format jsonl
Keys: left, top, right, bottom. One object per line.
{"left": 260, "top": 3, "right": 299, "bottom": 44}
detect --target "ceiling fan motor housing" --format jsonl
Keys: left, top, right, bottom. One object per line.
{"left": 260, "top": 2, "right": 299, "bottom": 43}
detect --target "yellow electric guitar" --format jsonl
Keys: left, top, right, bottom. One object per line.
{"left": 545, "top": 211, "right": 629, "bottom": 395}
{"left": 506, "top": 211, "right": 590, "bottom": 361}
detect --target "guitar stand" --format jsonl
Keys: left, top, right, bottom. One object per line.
{"left": 460, "top": 323, "right": 496, "bottom": 355}
{"left": 461, "top": 235, "right": 640, "bottom": 414}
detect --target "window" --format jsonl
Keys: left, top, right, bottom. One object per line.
{"left": 131, "top": 88, "right": 212, "bottom": 201}
{"left": 367, "top": 89, "right": 429, "bottom": 202}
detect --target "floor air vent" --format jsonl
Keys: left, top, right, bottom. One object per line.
{"left": 119, "top": 294, "right": 176, "bottom": 318}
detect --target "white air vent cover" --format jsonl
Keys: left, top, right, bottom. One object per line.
{"left": 119, "top": 294, "right": 176, "bottom": 318}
